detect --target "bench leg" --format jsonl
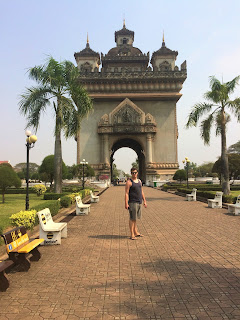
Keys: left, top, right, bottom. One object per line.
{"left": 0, "top": 271, "right": 10, "bottom": 291}
{"left": 9, "top": 253, "right": 31, "bottom": 272}
{"left": 30, "top": 247, "right": 42, "bottom": 261}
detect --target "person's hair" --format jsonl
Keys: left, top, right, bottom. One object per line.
{"left": 131, "top": 167, "right": 138, "bottom": 173}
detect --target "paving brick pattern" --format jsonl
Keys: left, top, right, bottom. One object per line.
{"left": 1, "top": 186, "right": 240, "bottom": 319}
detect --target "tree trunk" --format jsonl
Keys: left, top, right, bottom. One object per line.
{"left": 54, "top": 102, "right": 63, "bottom": 194}
{"left": 76, "top": 127, "right": 81, "bottom": 165}
{"left": 221, "top": 107, "right": 230, "bottom": 195}
{"left": 2, "top": 192, "right": 5, "bottom": 204}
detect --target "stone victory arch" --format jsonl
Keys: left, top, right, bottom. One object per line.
{"left": 74, "top": 23, "right": 187, "bottom": 183}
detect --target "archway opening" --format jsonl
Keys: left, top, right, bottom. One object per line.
{"left": 110, "top": 138, "right": 146, "bottom": 183}
{"left": 113, "top": 147, "right": 137, "bottom": 180}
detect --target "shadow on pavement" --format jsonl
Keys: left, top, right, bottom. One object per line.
{"left": 89, "top": 234, "right": 129, "bottom": 239}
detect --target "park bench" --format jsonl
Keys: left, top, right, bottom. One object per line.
{"left": 0, "top": 260, "right": 14, "bottom": 291}
{"left": 37, "top": 208, "right": 67, "bottom": 245}
{"left": 90, "top": 190, "right": 99, "bottom": 203}
{"left": 75, "top": 196, "right": 91, "bottom": 215}
{"left": 186, "top": 188, "right": 197, "bottom": 201}
{"left": 207, "top": 191, "right": 223, "bottom": 208}
{"left": 228, "top": 195, "right": 240, "bottom": 215}
{"left": 1, "top": 226, "right": 44, "bottom": 272}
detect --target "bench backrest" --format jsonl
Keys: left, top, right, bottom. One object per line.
{"left": 235, "top": 195, "right": 240, "bottom": 204}
{"left": 75, "top": 196, "right": 83, "bottom": 206}
{"left": 215, "top": 192, "right": 223, "bottom": 199}
{"left": 191, "top": 188, "right": 197, "bottom": 194}
{"left": 1, "top": 226, "right": 29, "bottom": 254}
{"left": 37, "top": 208, "right": 54, "bottom": 230}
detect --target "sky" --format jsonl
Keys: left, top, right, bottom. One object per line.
{"left": 1, "top": 0, "right": 240, "bottom": 174}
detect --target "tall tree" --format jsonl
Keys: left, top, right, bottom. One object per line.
{"left": 228, "top": 140, "right": 240, "bottom": 154}
{"left": 39, "top": 155, "right": 67, "bottom": 188}
{"left": 19, "top": 57, "right": 90, "bottom": 193}
{"left": 63, "top": 84, "right": 93, "bottom": 164}
{"left": 0, "top": 164, "right": 21, "bottom": 203}
{"left": 186, "top": 76, "right": 240, "bottom": 194}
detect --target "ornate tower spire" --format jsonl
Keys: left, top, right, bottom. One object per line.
{"left": 86, "top": 33, "right": 89, "bottom": 48}
{"left": 162, "top": 30, "right": 165, "bottom": 47}
{"left": 123, "top": 18, "right": 126, "bottom": 28}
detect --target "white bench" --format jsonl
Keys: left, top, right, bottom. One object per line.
{"left": 37, "top": 208, "right": 67, "bottom": 245}
{"left": 186, "top": 188, "right": 197, "bottom": 201}
{"left": 75, "top": 196, "right": 90, "bottom": 215}
{"left": 228, "top": 195, "right": 240, "bottom": 215}
{"left": 207, "top": 192, "right": 223, "bottom": 208}
{"left": 90, "top": 190, "right": 99, "bottom": 203}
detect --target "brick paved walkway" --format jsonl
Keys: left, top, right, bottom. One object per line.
{"left": 1, "top": 186, "right": 240, "bottom": 319}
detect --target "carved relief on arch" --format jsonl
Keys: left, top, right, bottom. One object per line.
{"left": 109, "top": 98, "right": 145, "bottom": 125}
{"left": 98, "top": 114, "right": 109, "bottom": 125}
{"left": 145, "top": 113, "right": 156, "bottom": 125}
{"left": 159, "top": 61, "right": 171, "bottom": 71}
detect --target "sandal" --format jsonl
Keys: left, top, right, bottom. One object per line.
{"left": 130, "top": 236, "right": 137, "bottom": 240}
{"left": 135, "top": 234, "right": 144, "bottom": 237}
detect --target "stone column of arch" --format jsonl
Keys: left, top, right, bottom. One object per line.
{"left": 102, "top": 134, "right": 109, "bottom": 164}
{"left": 146, "top": 133, "right": 153, "bottom": 163}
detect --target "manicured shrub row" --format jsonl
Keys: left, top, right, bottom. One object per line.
{"left": 163, "top": 184, "right": 240, "bottom": 192}
{"left": 32, "top": 200, "right": 61, "bottom": 216}
{"left": 44, "top": 193, "right": 70, "bottom": 200}
{"left": 4, "top": 188, "right": 35, "bottom": 194}
{"left": 9, "top": 189, "right": 92, "bottom": 230}
{"left": 9, "top": 210, "right": 37, "bottom": 230}
{"left": 177, "top": 188, "right": 235, "bottom": 204}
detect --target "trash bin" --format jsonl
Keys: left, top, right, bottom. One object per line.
{"left": 154, "top": 181, "right": 157, "bottom": 187}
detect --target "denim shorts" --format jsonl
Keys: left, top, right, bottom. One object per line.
{"left": 128, "top": 202, "right": 142, "bottom": 220}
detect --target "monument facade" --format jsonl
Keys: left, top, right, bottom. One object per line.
{"left": 74, "top": 23, "right": 187, "bottom": 183}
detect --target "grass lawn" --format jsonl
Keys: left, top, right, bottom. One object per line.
{"left": 0, "top": 194, "right": 45, "bottom": 232}
{"left": 231, "top": 191, "right": 240, "bottom": 198}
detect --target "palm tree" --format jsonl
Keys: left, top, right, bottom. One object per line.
{"left": 63, "top": 84, "right": 93, "bottom": 164}
{"left": 186, "top": 75, "right": 240, "bottom": 194}
{"left": 19, "top": 57, "right": 91, "bottom": 193}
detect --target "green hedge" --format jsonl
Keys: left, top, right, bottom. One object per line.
{"left": 31, "top": 200, "right": 61, "bottom": 216}
{"left": 60, "top": 196, "right": 72, "bottom": 208}
{"left": 177, "top": 188, "right": 234, "bottom": 204}
{"left": 163, "top": 184, "right": 240, "bottom": 192}
{"left": 4, "top": 188, "right": 35, "bottom": 194}
{"left": 43, "top": 192, "right": 70, "bottom": 200}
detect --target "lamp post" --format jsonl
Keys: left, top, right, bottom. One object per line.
{"left": 182, "top": 157, "right": 190, "bottom": 189}
{"left": 25, "top": 130, "right": 37, "bottom": 210}
{"left": 80, "top": 159, "right": 88, "bottom": 189}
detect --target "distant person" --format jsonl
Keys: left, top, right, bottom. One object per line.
{"left": 125, "top": 168, "right": 147, "bottom": 240}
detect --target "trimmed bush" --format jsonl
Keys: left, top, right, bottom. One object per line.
{"left": 60, "top": 196, "right": 72, "bottom": 208}
{"left": 9, "top": 210, "right": 37, "bottom": 230}
{"left": 4, "top": 188, "right": 35, "bottom": 194}
{"left": 44, "top": 193, "right": 69, "bottom": 200}
{"left": 32, "top": 200, "right": 61, "bottom": 216}
{"left": 32, "top": 184, "right": 47, "bottom": 196}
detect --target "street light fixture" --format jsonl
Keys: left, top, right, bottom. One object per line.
{"left": 25, "top": 130, "right": 37, "bottom": 210}
{"left": 80, "top": 159, "right": 88, "bottom": 189}
{"left": 182, "top": 157, "right": 190, "bottom": 189}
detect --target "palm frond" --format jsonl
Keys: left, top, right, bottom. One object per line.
{"left": 226, "top": 75, "right": 240, "bottom": 94}
{"left": 228, "top": 98, "right": 240, "bottom": 121}
{"left": 18, "top": 86, "right": 53, "bottom": 130}
{"left": 200, "top": 113, "right": 214, "bottom": 145}
{"left": 209, "top": 76, "right": 221, "bottom": 91}
{"left": 186, "top": 103, "right": 213, "bottom": 128}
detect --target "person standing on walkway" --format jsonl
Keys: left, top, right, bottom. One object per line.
{"left": 125, "top": 168, "right": 147, "bottom": 240}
